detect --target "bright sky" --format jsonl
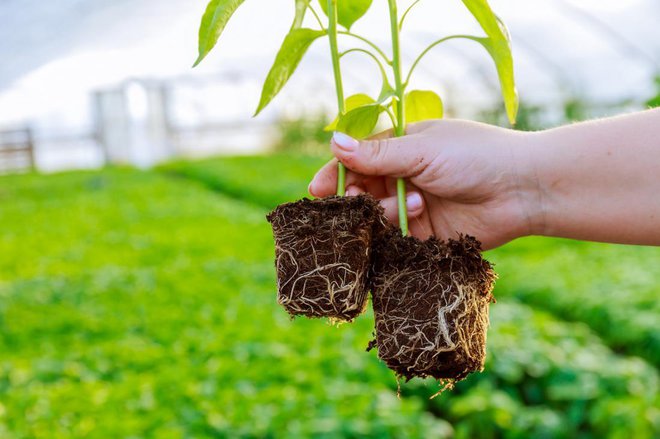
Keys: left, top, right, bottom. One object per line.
{"left": 0, "top": 0, "right": 658, "bottom": 132}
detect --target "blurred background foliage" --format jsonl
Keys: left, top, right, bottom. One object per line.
{"left": 646, "top": 76, "right": 660, "bottom": 108}
{"left": 1, "top": 0, "right": 659, "bottom": 436}
{"left": 271, "top": 114, "right": 332, "bottom": 156}
{"left": 2, "top": 116, "right": 659, "bottom": 437}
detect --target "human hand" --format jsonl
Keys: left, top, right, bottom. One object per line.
{"left": 308, "top": 119, "right": 541, "bottom": 250}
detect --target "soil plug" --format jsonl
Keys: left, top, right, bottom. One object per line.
{"left": 267, "top": 194, "right": 385, "bottom": 321}
{"left": 368, "top": 225, "right": 496, "bottom": 385}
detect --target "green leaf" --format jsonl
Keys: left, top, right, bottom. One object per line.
{"left": 461, "top": 0, "right": 518, "bottom": 124}
{"left": 404, "top": 90, "right": 443, "bottom": 123}
{"left": 324, "top": 93, "right": 375, "bottom": 131}
{"left": 318, "top": 0, "right": 373, "bottom": 30}
{"left": 193, "top": 0, "right": 246, "bottom": 67}
{"left": 254, "top": 28, "right": 326, "bottom": 116}
{"left": 336, "top": 103, "right": 382, "bottom": 139}
{"left": 291, "top": 0, "right": 309, "bottom": 29}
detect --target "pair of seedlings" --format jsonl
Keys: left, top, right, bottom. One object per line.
{"left": 194, "top": 0, "right": 518, "bottom": 387}
{"left": 267, "top": 194, "right": 496, "bottom": 386}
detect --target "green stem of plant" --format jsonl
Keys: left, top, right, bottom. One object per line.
{"left": 338, "top": 31, "right": 391, "bottom": 65}
{"left": 405, "top": 35, "right": 476, "bottom": 85}
{"left": 388, "top": 0, "right": 408, "bottom": 236}
{"left": 384, "top": 106, "right": 397, "bottom": 127}
{"left": 307, "top": 2, "right": 325, "bottom": 29}
{"left": 398, "top": 0, "right": 421, "bottom": 30}
{"left": 340, "top": 48, "right": 389, "bottom": 84}
{"left": 328, "top": 0, "right": 346, "bottom": 196}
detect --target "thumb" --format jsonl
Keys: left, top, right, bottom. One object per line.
{"left": 331, "top": 131, "right": 428, "bottom": 177}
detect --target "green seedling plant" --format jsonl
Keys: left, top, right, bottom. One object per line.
{"left": 193, "top": 0, "right": 518, "bottom": 236}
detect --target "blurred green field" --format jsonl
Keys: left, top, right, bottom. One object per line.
{"left": 0, "top": 156, "right": 658, "bottom": 438}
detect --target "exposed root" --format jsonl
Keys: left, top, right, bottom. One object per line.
{"left": 369, "top": 225, "right": 496, "bottom": 384}
{"left": 267, "top": 195, "right": 383, "bottom": 322}
{"left": 430, "top": 379, "right": 456, "bottom": 399}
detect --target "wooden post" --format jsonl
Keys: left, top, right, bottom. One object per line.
{"left": 0, "top": 127, "right": 35, "bottom": 173}
{"left": 25, "top": 127, "right": 35, "bottom": 171}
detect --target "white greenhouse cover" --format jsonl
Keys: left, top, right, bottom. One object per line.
{"left": 0, "top": 0, "right": 658, "bottom": 134}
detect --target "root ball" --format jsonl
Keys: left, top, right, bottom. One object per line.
{"left": 369, "top": 225, "right": 496, "bottom": 382}
{"left": 267, "top": 195, "right": 385, "bottom": 322}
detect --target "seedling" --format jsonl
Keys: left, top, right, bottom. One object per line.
{"left": 194, "top": 0, "right": 516, "bottom": 233}
{"left": 194, "top": 0, "right": 518, "bottom": 385}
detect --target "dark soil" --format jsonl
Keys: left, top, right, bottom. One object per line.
{"left": 368, "top": 225, "right": 496, "bottom": 385}
{"left": 266, "top": 194, "right": 385, "bottom": 322}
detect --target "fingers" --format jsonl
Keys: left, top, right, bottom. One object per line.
{"left": 367, "top": 127, "right": 394, "bottom": 140}
{"left": 378, "top": 191, "right": 425, "bottom": 223}
{"left": 345, "top": 185, "right": 364, "bottom": 197}
{"left": 308, "top": 159, "right": 337, "bottom": 197}
{"left": 331, "top": 131, "right": 434, "bottom": 178}
{"left": 363, "top": 177, "right": 388, "bottom": 199}
{"left": 309, "top": 159, "right": 365, "bottom": 197}
{"left": 408, "top": 214, "right": 435, "bottom": 241}
{"left": 344, "top": 184, "right": 425, "bottom": 223}
{"left": 308, "top": 122, "right": 432, "bottom": 198}
{"left": 368, "top": 122, "right": 431, "bottom": 139}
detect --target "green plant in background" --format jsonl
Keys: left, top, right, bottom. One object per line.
{"left": 480, "top": 101, "right": 544, "bottom": 131}
{"left": 1, "top": 163, "right": 658, "bottom": 437}
{"left": 272, "top": 114, "right": 332, "bottom": 155}
{"left": 194, "top": 0, "right": 518, "bottom": 235}
{"left": 646, "top": 75, "right": 660, "bottom": 108}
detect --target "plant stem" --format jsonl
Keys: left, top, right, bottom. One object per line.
{"left": 405, "top": 35, "right": 476, "bottom": 85}
{"left": 384, "top": 106, "right": 397, "bottom": 127}
{"left": 307, "top": 2, "right": 325, "bottom": 29}
{"left": 339, "top": 48, "right": 389, "bottom": 86}
{"left": 399, "top": 0, "right": 421, "bottom": 30}
{"left": 388, "top": 0, "right": 408, "bottom": 235}
{"left": 328, "top": 0, "right": 346, "bottom": 196}
{"left": 338, "top": 31, "right": 391, "bottom": 64}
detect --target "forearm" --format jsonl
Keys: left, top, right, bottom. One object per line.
{"left": 521, "top": 108, "right": 660, "bottom": 245}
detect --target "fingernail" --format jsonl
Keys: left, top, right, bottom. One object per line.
{"left": 406, "top": 192, "right": 423, "bottom": 210}
{"left": 346, "top": 185, "right": 359, "bottom": 196}
{"left": 308, "top": 182, "right": 315, "bottom": 196}
{"left": 333, "top": 132, "right": 359, "bottom": 152}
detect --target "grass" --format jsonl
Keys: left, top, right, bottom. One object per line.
{"left": 0, "top": 157, "right": 658, "bottom": 438}
{"left": 159, "top": 154, "right": 329, "bottom": 209}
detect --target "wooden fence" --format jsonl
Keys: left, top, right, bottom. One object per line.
{"left": 0, "top": 127, "right": 35, "bottom": 173}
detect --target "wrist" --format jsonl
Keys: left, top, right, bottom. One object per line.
{"left": 509, "top": 130, "right": 549, "bottom": 237}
